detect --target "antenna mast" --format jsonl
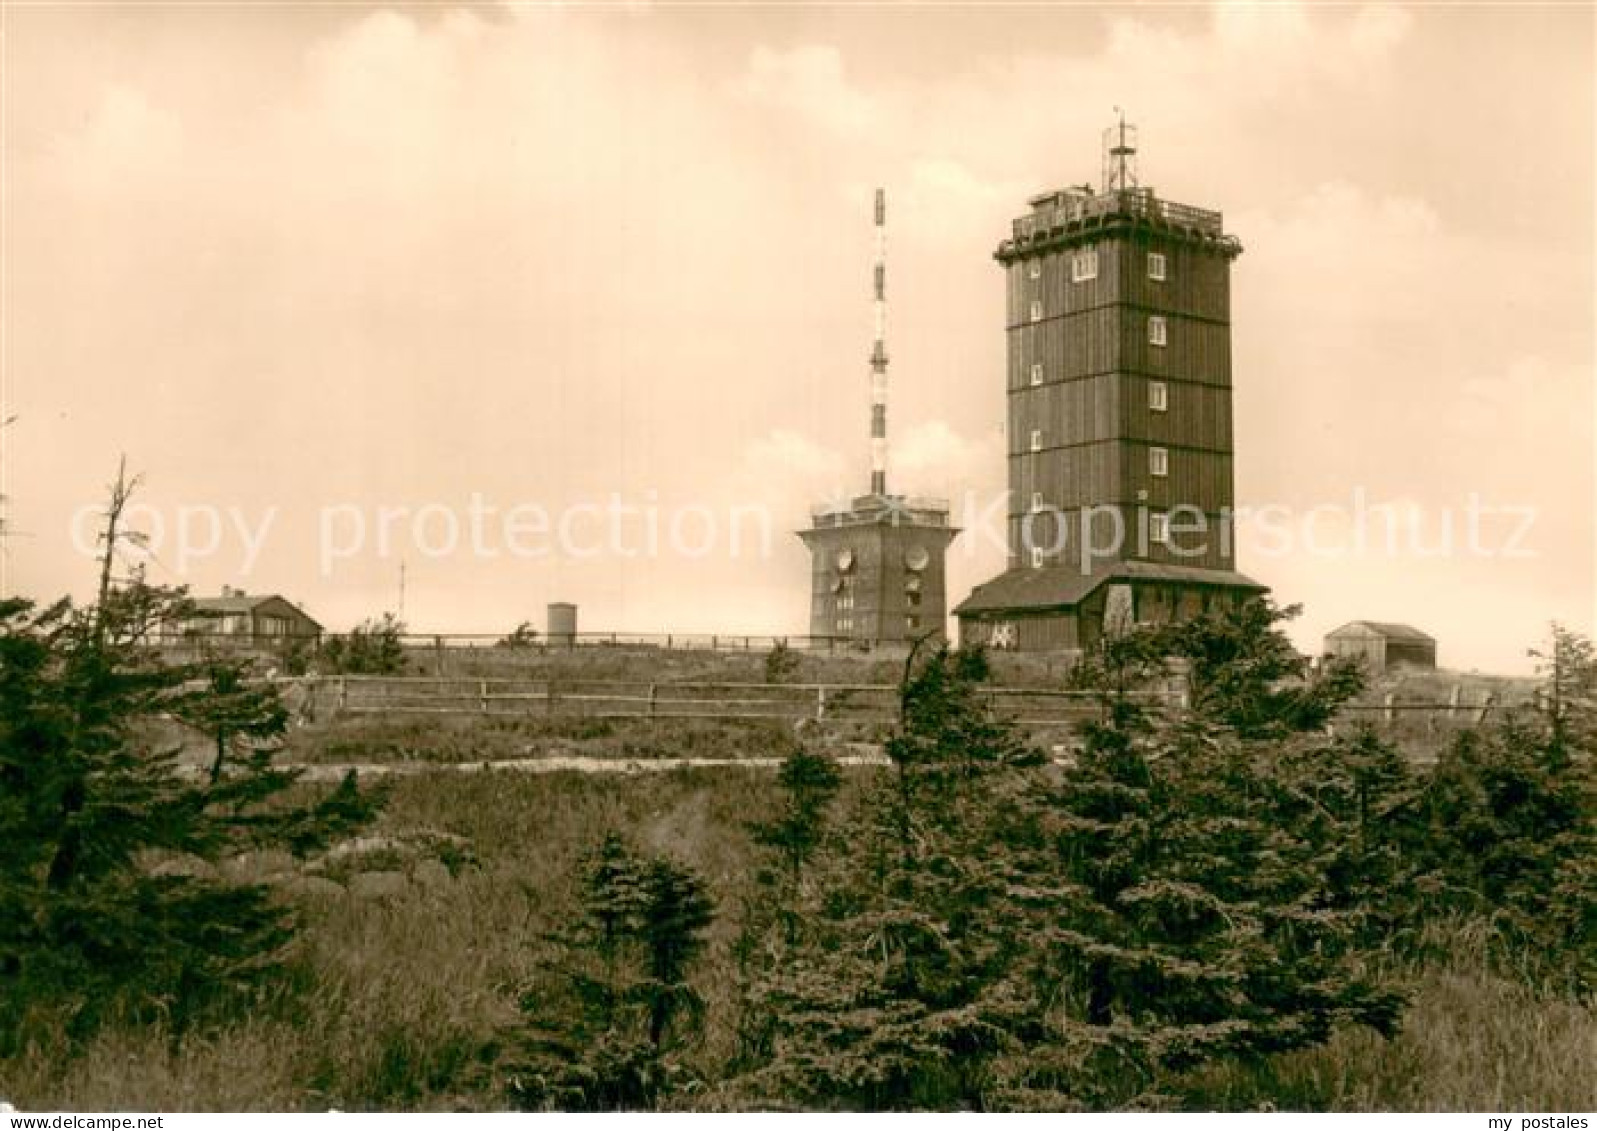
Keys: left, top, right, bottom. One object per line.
{"left": 869, "top": 188, "right": 889, "bottom": 496}
{"left": 1102, "top": 109, "right": 1139, "bottom": 194}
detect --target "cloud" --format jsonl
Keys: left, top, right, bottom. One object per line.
{"left": 4, "top": 3, "right": 1586, "bottom": 664}
{"left": 50, "top": 84, "right": 183, "bottom": 184}
{"left": 737, "top": 44, "right": 875, "bottom": 134}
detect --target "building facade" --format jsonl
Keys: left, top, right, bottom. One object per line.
{"left": 1324, "top": 622, "right": 1437, "bottom": 672}
{"left": 799, "top": 495, "right": 957, "bottom": 644}
{"left": 164, "top": 589, "right": 323, "bottom": 650}
{"left": 956, "top": 143, "right": 1263, "bottom": 651}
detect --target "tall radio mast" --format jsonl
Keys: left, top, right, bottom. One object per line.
{"left": 869, "top": 188, "right": 889, "bottom": 496}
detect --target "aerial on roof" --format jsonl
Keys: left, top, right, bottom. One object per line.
{"left": 1326, "top": 621, "right": 1435, "bottom": 642}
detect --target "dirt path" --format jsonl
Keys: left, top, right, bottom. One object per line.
{"left": 282, "top": 747, "right": 895, "bottom": 781}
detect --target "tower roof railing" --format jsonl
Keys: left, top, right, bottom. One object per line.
{"left": 808, "top": 495, "right": 951, "bottom": 524}
{"left": 1005, "top": 187, "right": 1226, "bottom": 246}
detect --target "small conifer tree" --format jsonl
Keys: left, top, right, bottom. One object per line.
{"left": 506, "top": 833, "right": 715, "bottom": 1111}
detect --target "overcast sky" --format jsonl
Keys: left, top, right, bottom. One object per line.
{"left": 2, "top": 2, "right": 1591, "bottom": 672}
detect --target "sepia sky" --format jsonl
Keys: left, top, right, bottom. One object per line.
{"left": 1, "top": 2, "right": 1592, "bottom": 672}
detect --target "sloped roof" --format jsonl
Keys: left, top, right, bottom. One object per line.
{"left": 188, "top": 594, "right": 321, "bottom": 629}
{"left": 955, "top": 560, "right": 1265, "bottom": 616}
{"left": 1326, "top": 621, "right": 1435, "bottom": 643}
{"left": 189, "top": 595, "right": 266, "bottom": 614}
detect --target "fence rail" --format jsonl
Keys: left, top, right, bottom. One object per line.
{"left": 292, "top": 676, "right": 1156, "bottom": 727}
{"left": 159, "top": 630, "right": 883, "bottom": 654}
{"left": 277, "top": 675, "right": 1514, "bottom": 740}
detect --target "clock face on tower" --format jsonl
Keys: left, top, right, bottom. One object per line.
{"left": 904, "top": 547, "right": 930, "bottom": 572}
{"left": 836, "top": 549, "right": 855, "bottom": 573}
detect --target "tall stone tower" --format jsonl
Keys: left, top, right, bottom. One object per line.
{"left": 798, "top": 189, "right": 958, "bottom": 646}
{"left": 956, "top": 122, "right": 1263, "bottom": 652}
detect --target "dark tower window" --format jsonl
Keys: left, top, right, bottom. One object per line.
{"left": 1148, "top": 315, "right": 1167, "bottom": 347}
{"left": 1029, "top": 300, "right": 1043, "bottom": 323}
{"left": 1149, "top": 380, "right": 1168, "bottom": 412}
{"left": 1150, "top": 447, "right": 1169, "bottom": 477}
{"left": 1148, "top": 251, "right": 1167, "bottom": 281}
{"left": 1071, "top": 250, "right": 1099, "bottom": 282}
{"left": 1030, "top": 362, "right": 1043, "bottom": 386}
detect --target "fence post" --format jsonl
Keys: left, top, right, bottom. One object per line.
{"left": 816, "top": 686, "right": 827, "bottom": 722}
{"left": 480, "top": 679, "right": 489, "bottom": 714}
{"left": 667, "top": 634, "right": 673, "bottom": 650}
{"left": 647, "top": 683, "right": 657, "bottom": 721}
{"left": 435, "top": 635, "right": 445, "bottom": 677}
{"left": 1448, "top": 684, "right": 1462, "bottom": 721}
{"left": 1383, "top": 692, "right": 1396, "bottom": 727}
{"left": 1476, "top": 691, "right": 1497, "bottom": 726}
{"left": 338, "top": 676, "right": 348, "bottom": 713}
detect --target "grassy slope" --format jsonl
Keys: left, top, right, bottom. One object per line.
{"left": 5, "top": 765, "right": 1592, "bottom": 1112}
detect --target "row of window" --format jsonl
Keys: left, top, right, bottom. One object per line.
{"left": 1024, "top": 383, "right": 1168, "bottom": 452}
{"left": 1026, "top": 250, "right": 1168, "bottom": 284}
{"left": 1026, "top": 303, "right": 1170, "bottom": 352}
{"left": 1028, "top": 440, "right": 1169, "bottom": 476}
{"left": 1027, "top": 513, "right": 1173, "bottom": 569}
{"left": 1026, "top": 362, "right": 1170, "bottom": 412}
{"left": 835, "top": 615, "right": 924, "bottom": 632}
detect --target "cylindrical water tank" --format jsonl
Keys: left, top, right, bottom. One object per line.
{"left": 547, "top": 602, "right": 577, "bottom": 646}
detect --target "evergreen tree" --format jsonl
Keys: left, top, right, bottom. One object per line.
{"left": 170, "top": 654, "right": 288, "bottom": 785}
{"left": 321, "top": 613, "right": 408, "bottom": 675}
{"left": 763, "top": 640, "right": 802, "bottom": 685}
{"left": 1415, "top": 632, "right": 1597, "bottom": 993}
{"left": 733, "top": 747, "right": 844, "bottom": 1069}
{"left": 0, "top": 466, "right": 384, "bottom": 1054}
{"left": 1148, "top": 598, "right": 1365, "bottom": 739}
{"left": 507, "top": 833, "right": 715, "bottom": 1111}
{"left": 1000, "top": 622, "right": 1407, "bottom": 1108}
{"left": 740, "top": 646, "right": 1042, "bottom": 1109}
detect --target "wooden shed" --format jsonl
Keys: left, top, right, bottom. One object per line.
{"left": 1323, "top": 621, "right": 1437, "bottom": 672}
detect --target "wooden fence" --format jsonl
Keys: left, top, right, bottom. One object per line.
{"left": 282, "top": 676, "right": 1516, "bottom": 743}
{"left": 300, "top": 676, "right": 1145, "bottom": 728}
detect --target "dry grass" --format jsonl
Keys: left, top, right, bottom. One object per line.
{"left": 5, "top": 769, "right": 1591, "bottom": 1112}
{"left": 286, "top": 712, "right": 833, "bottom": 766}
{"left": 1184, "top": 924, "right": 1596, "bottom": 1111}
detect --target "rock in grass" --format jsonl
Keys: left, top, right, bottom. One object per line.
{"left": 348, "top": 870, "right": 409, "bottom": 899}
{"left": 412, "top": 858, "right": 452, "bottom": 888}
{"left": 278, "top": 875, "right": 347, "bottom": 901}
{"left": 142, "top": 851, "right": 220, "bottom": 881}
{"left": 221, "top": 849, "right": 298, "bottom": 882}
